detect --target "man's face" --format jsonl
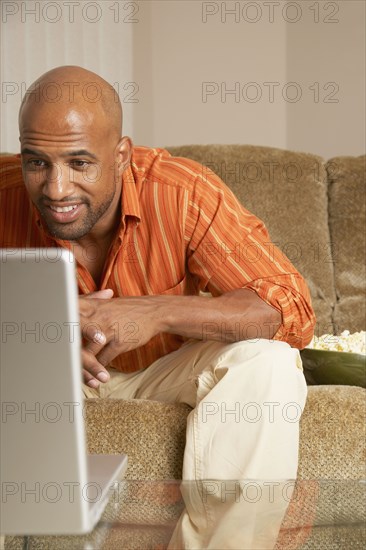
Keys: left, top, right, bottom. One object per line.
{"left": 19, "top": 104, "right": 122, "bottom": 241}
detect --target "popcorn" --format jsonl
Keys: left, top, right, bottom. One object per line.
{"left": 307, "top": 330, "right": 366, "bottom": 355}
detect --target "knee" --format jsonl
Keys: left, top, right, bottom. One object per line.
{"left": 212, "top": 339, "right": 305, "bottom": 400}
{"left": 194, "top": 339, "right": 307, "bottom": 413}
{"left": 255, "top": 339, "right": 303, "bottom": 372}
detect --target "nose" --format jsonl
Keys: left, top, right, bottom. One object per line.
{"left": 43, "top": 163, "right": 75, "bottom": 201}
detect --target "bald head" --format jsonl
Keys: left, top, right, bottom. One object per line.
{"left": 19, "top": 66, "right": 122, "bottom": 139}
{"left": 18, "top": 66, "right": 133, "bottom": 243}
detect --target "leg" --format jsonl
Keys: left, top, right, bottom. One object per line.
{"left": 83, "top": 338, "right": 306, "bottom": 549}
{"left": 162, "top": 338, "right": 307, "bottom": 549}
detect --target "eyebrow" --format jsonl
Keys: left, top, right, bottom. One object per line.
{"left": 21, "top": 148, "right": 98, "bottom": 160}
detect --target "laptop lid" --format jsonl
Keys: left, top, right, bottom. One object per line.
{"left": 0, "top": 248, "right": 127, "bottom": 535}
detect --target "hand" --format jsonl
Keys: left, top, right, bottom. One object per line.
{"left": 79, "top": 293, "right": 163, "bottom": 385}
{"left": 79, "top": 289, "right": 113, "bottom": 388}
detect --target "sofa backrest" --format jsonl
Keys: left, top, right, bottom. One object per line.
{"left": 326, "top": 155, "right": 365, "bottom": 333}
{"left": 166, "top": 145, "right": 365, "bottom": 336}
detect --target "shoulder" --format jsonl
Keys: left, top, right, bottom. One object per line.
{"left": 0, "top": 154, "right": 24, "bottom": 192}
{"left": 0, "top": 155, "right": 35, "bottom": 247}
{"left": 131, "top": 146, "right": 214, "bottom": 190}
{"left": 0, "top": 154, "right": 29, "bottom": 209}
{"left": 131, "top": 146, "right": 223, "bottom": 195}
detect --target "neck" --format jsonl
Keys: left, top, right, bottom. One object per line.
{"left": 76, "top": 213, "right": 121, "bottom": 252}
{"left": 76, "top": 189, "right": 122, "bottom": 250}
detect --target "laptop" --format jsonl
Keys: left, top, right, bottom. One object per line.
{"left": 0, "top": 248, "right": 128, "bottom": 535}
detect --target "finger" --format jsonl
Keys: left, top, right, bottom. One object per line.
{"left": 82, "top": 368, "right": 100, "bottom": 388}
{"left": 96, "top": 343, "right": 119, "bottom": 367}
{"left": 81, "top": 349, "right": 110, "bottom": 384}
{"left": 83, "top": 289, "right": 114, "bottom": 300}
{"left": 84, "top": 336, "right": 106, "bottom": 359}
{"left": 82, "top": 324, "right": 107, "bottom": 346}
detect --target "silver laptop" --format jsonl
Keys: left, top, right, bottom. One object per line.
{"left": 0, "top": 248, "right": 128, "bottom": 535}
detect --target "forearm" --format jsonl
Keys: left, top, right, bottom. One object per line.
{"left": 156, "top": 288, "right": 282, "bottom": 342}
{"left": 79, "top": 288, "right": 282, "bottom": 379}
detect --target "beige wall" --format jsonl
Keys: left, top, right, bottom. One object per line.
{"left": 1, "top": 1, "right": 365, "bottom": 158}
{"left": 132, "top": 0, "right": 365, "bottom": 158}
{"left": 286, "top": 0, "right": 366, "bottom": 158}
{"left": 133, "top": 0, "right": 288, "bottom": 150}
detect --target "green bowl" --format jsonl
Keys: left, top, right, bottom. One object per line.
{"left": 300, "top": 348, "right": 366, "bottom": 387}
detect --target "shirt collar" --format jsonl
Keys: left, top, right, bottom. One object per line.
{"left": 120, "top": 162, "right": 141, "bottom": 221}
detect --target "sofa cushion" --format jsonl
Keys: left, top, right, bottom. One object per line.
{"left": 5, "top": 523, "right": 366, "bottom": 550}
{"left": 275, "top": 523, "right": 366, "bottom": 550}
{"left": 295, "top": 386, "right": 366, "bottom": 529}
{"left": 84, "top": 387, "right": 365, "bottom": 528}
{"left": 298, "top": 385, "right": 365, "bottom": 480}
{"left": 327, "top": 155, "right": 366, "bottom": 333}
{"left": 84, "top": 387, "right": 366, "bottom": 483}
{"left": 4, "top": 525, "right": 175, "bottom": 550}
{"left": 5, "top": 387, "right": 365, "bottom": 549}
{"left": 166, "top": 145, "right": 336, "bottom": 336}
{"left": 85, "top": 399, "right": 191, "bottom": 480}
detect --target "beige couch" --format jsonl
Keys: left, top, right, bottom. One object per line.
{"left": 5, "top": 145, "right": 366, "bottom": 549}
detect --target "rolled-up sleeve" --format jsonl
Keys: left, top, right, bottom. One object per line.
{"left": 243, "top": 275, "right": 316, "bottom": 348}
{"left": 185, "top": 169, "right": 316, "bottom": 349}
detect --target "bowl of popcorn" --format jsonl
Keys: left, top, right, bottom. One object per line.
{"left": 300, "top": 330, "right": 366, "bottom": 387}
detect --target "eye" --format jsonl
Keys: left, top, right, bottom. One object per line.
{"left": 26, "top": 159, "right": 47, "bottom": 168}
{"left": 70, "top": 160, "right": 90, "bottom": 169}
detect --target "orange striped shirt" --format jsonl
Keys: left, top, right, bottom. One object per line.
{"left": 0, "top": 147, "right": 315, "bottom": 372}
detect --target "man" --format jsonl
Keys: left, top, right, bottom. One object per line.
{"left": 1, "top": 66, "right": 315, "bottom": 549}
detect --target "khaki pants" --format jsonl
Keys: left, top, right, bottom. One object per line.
{"left": 83, "top": 338, "right": 307, "bottom": 549}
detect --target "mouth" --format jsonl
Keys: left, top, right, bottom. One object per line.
{"left": 46, "top": 203, "right": 84, "bottom": 223}
{"left": 49, "top": 204, "right": 78, "bottom": 213}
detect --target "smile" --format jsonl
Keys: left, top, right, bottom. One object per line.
{"left": 46, "top": 203, "right": 83, "bottom": 223}
{"left": 49, "top": 205, "right": 79, "bottom": 213}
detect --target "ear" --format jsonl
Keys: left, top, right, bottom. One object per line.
{"left": 115, "top": 136, "right": 133, "bottom": 178}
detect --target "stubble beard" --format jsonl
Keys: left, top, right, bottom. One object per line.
{"left": 37, "top": 190, "right": 116, "bottom": 241}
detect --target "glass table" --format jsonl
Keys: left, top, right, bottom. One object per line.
{"left": 3, "top": 479, "right": 366, "bottom": 549}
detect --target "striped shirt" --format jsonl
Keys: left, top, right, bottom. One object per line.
{"left": 0, "top": 147, "right": 315, "bottom": 372}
